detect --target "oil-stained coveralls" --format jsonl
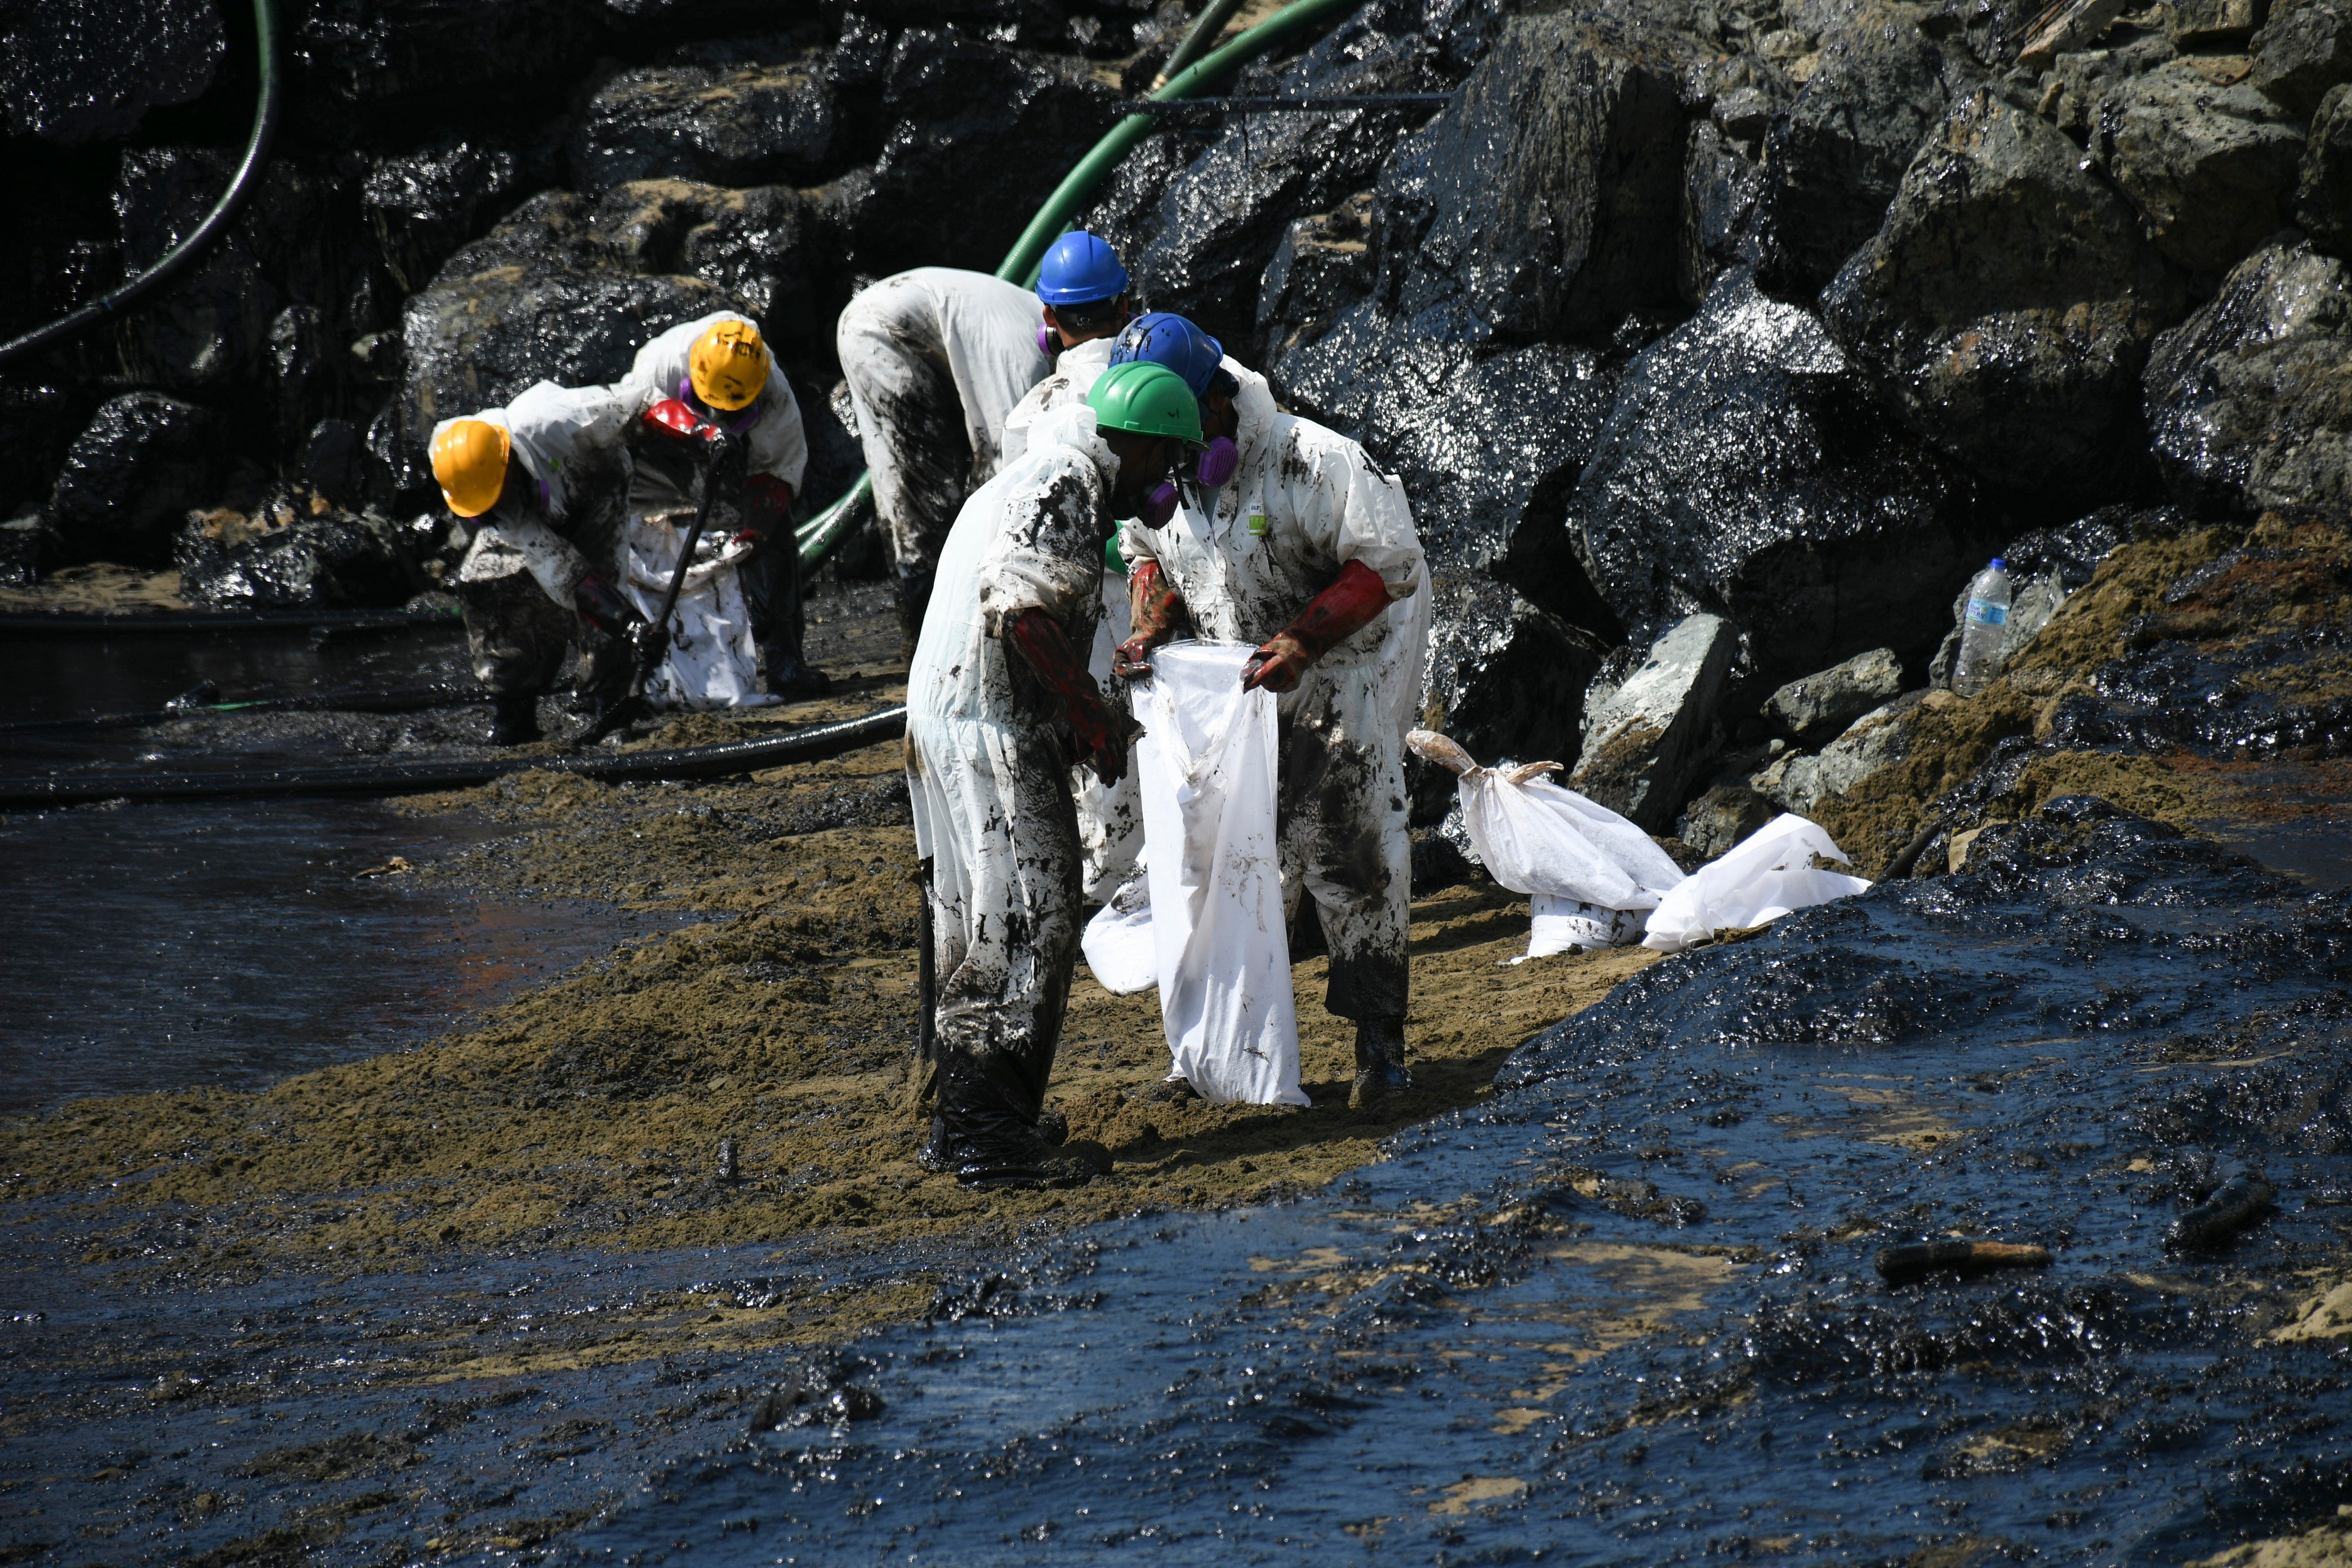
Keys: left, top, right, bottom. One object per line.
{"left": 905, "top": 404, "right": 1122, "bottom": 1179}
{"left": 437, "top": 380, "right": 631, "bottom": 706}
{"left": 999, "top": 333, "right": 1138, "bottom": 900}
{"left": 1120, "top": 361, "right": 1429, "bottom": 1037}
{"left": 836, "top": 269, "right": 1052, "bottom": 639}
{"left": 613, "top": 311, "right": 816, "bottom": 692}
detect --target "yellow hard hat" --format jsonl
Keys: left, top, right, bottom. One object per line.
{"left": 689, "top": 318, "right": 769, "bottom": 411}
{"left": 431, "top": 418, "right": 512, "bottom": 518}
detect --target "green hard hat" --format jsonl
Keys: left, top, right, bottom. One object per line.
{"left": 1087, "top": 360, "right": 1204, "bottom": 446}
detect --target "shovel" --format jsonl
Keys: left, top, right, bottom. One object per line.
{"left": 586, "top": 437, "right": 730, "bottom": 742}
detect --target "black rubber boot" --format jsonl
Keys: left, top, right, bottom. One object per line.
{"left": 489, "top": 690, "right": 542, "bottom": 746}
{"left": 915, "top": 1116, "right": 953, "bottom": 1174}
{"left": 1348, "top": 1014, "right": 1413, "bottom": 1110}
{"left": 955, "top": 1134, "right": 1109, "bottom": 1191}
{"left": 1035, "top": 1108, "right": 1069, "bottom": 1145}
{"left": 765, "top": 652, "right": 834, "bottom": 700}
{"left": 896, "top": 569, "right": 934, "bottom": 663}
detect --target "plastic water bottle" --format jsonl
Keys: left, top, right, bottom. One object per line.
{"left": 1952, "top": 558, "right": 2012, "bottom": 695}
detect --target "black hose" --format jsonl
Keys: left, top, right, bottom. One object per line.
{"left": 0, "top": 684, "right": 483, "bottom": 737}
{"left": 0, "top": 706, "right": 908, "bottom": 809}
{"left": 0, "top": 0, "right": 283, "bottom": 370}
{"left": 0, "top": 605, "right": 459, "bottom": 638}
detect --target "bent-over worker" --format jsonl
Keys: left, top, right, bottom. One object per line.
{"left": 838, "top": 233, "right": 1132, "bottom": 649}
{"left": 905, "top": 361, "right": 1204, "bottom": 1187}
{"left": 1113, "top": 332, "right": 1429, "bottom": 1108}
{"left": 614, "top": 313, "right": 823, "bottom": 698}
{"left": 431, "top": 380, "right": 651, "bottom": 745}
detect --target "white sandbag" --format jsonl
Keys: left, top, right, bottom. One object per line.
{"left": 1642, "top": 812, "right": 1872, "bottom": 952}
{"left": 1133, "top": 641, "right": 1304, "bottom": 1106}
{"left": 1521, "top": 896, "right": 1647, "bottom": 961}
{"left": 1407, "top": 730, "right": 1683, "bottom": 957}
{"left": 1079, "top": 867, "right": 1156, "bottom": 996}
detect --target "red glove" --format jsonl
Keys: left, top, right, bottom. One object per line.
{"left": 641, "top": 398, "right": 728, "bottom": 451}
{"left": 1007, "top": 607, "right": 1130, "bottom": 783}
{"left": 1241, "top": 559, "right": 1393, "bottom": 694}
{"left": 1113, "top": 559, "right": 1189, "bottom": 679}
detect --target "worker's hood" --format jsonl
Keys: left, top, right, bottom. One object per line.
{"left": 1025, "top": 401, "right": 1118, "bottom": 487}
{"left": 1223, "top": 356, "right": 1280, "bottom": 474}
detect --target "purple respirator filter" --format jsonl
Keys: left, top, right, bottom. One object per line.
{"left": 1138, "top": 482, "right": 1179, "bottom": 529}
{"left": 1036, "top": 324, "right": 1055, "bottom": 357}
{"left": 1193, "top": 436, "right": 1237, "bottom": 489}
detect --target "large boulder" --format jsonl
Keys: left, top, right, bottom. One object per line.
{"left": 1371, "top": 7, "right": 1692, "bottom": 344}
{"left": 570, "top": 47, "right": 837, "bottom": 195}
{"left": 1750, "top": 1, "right": 1979, "bottom": 296}
{"left": 1679, "top": 119, "right": 1765, "bottom": 305}
{"left": 293, "top": 0, "right": 604, "bottom": 122}
{"left": 2251, "top": 0, "right": 2352, "bottom": 110}
{"left": 1764, "top": 646, "right": 1905, "bottom": 742}
{"left": 1416, "top": 587, "right": 1609, "bottom": 818}
{"left": 2144, "top": 237, "right": 2352, "bottom": 518}
{"left": 1566, "top": 269, "right": 1985, "bottom": 680}
{"left": 400, "top": 190, "right": 745, "bottom": 451}
{"left": 1570, "top": 612, "right": 1739, "bottom": 831}
{"left": 2100, "top": 57, "right": 2305, "bottom": 274}
{"left": 2300, "top": 82, "right": 2352, "bottom": 251}
{"left": 853, "top": 29, "right": 1121, "bottom": 275}
{"left": 0, "top": 0, "right": 223, "bottom": 145}
{"left": 109, "top": 151, "right": 363, "bottom": 396}
{"left": 363, "top": 135, "right": 560, "bottom": 293}
{"left": 1095, "top": 0, "right": 1493, "bottom": 352}
{"left": 1820, "top": 87, "right": 2187, "bottom": 500}
{"left": 47, "top": 393, "right": 228, "bottom": 565}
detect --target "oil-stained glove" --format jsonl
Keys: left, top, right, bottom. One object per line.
{"left": 1008, "top": 607, "right": 1134, "bottom": 784}
{"left": 741, "top": 473, "right": 794, "bottom": 538}
{"left": 1113, "top": 559, "right": 1189, "bottom": 679}
{"left": 1241, "top": 558, "right": 1394, "bottom": 695}
{"left": 574, "top": 572, "right": 667, "bottom": 670}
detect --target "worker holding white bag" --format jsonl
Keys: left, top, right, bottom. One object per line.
{"left": 905, "top": 362, "right": 1204, "bottom": 1188}
{"left": 1113, "top": 336, "right": 1427, "bottom": 1110}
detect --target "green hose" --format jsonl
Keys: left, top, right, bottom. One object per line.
{"left": 1155, "top": 0, "right": 1253, "bottom": 90}
{"left": 794, "top": 0, "right": 1364, "bottom": 570}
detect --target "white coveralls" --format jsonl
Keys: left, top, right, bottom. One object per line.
{"left": 999, "top": 333, "right": 1139, "bottom": 899}
{"left": 1122, "top": 362, "right": 1429, "bottom": 1022}
{"left": 837, "top": 269, "right": 1052, "bottom": 583}
{"left": 436, "top": 380, "right": 631, "bottom": 695}
{"left": 611, "top": 311, "right": 809, "bottom": 709}
{"left": 906, "top": 404, "right": 1119, "bottom": 1164}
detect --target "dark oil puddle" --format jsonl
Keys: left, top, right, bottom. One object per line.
{"left": 0, "top": 620, "right": 471, "bottom": 724}
{"left": 7, "top": 795, "right": 2349, "bottom": 1565}
{"left": 0, "top": 797, "right": 694, "bottom": 1116}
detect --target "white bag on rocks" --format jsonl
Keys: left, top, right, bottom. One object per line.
{"left": 1642, "top": 813, "right": 1872, "bottom": 952}
{"left": 1407, "top": 730, "right": 1686, "bottom": 959}
{"left": 1133, "top": 641, "right": 1304, "bottom": 1107}
{"left": 1080, "top": 865, "right": 1156, "bottom": 996}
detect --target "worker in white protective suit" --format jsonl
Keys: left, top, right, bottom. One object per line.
{"left": 1114, "top": 333, "right": 1431, "bottom": 1110}
{"left": 431, "top": 380, "right": 651, "bottom": 745}
{"left": 612, "top": 313, "right": 823, "bottom": 702}
{"left": 995, "top": 309, "right": 1189, "bottom": 901}
{"left": 838, "top": 233, "right": 1133, "bottom": 652}
{"left": 906, "top": 362, "right": 1204, "bottom": 1188}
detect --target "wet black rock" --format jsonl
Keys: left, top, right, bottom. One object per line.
{"left": 1679, "top": 120, "right": 1766, "bottom": 305}
{"left": 1752, "top": 2, "right": 1979, "bottom": 296}
{"left": 0, "top": 0, "right": 225, "bottom": 145}
{"left": 1416, "top": 586, "right": 1607, "bottom": 820}
{"left": 2144, "top": 237, "right": 2352, "bottom": 518}
{"left": 47, "top": 392, "right": 227, "bottom": 565}
{"left": 400, "top": 189, "right": 751, "bottom": 449}
{"left": 1567, "top": 270, "right": 1984, "bottom": 679}
{"left": 853, "top": 29, "right": 1121, "bottom": 275}
{"left": 2251, "top": 0, "right": 2352, "bottom": 112}
{"left": 293, "top": 0, "right": 604, "bottom": 121}
{"left": 0, "top": 514, "right": 59, "bottom": 587}
{"left": 1257, "top": 193, "right": 1377, "bottom": 353}
{"left": 110, "top": 152, "right": 363, "bottom": 397}
{"left": 1675, "top": 778, "right": 1773, "bottom": 858}
{"left": 1370, "top": 7, "right": 1692, "bottom": 342}
{"left": 0, "top": 384, "right": 83, "bottom": 519}
{"left": 363, "top": 137, "right": 559, "bottom": 295}
{"left": 2300, "top": 83, "right": 2352, "bottom": 251}
{"left": 587, "top": 179, "right": 854, "bottom": 354}
{"left": 2099, "top": 58, "right": 2305, "bottom": 275}
{"left": 174, "top": 489, "right": 421, "bottom": 610}
{"left": 571, "top": 46, "right": 837, "bottom": 195}
{"left": 1102, "top": 0, "right": 1487, "bottom": 351}
{"left": 297, "top": 417, "right": 369, "bottom": 509}
{"left": 1821, "top": 87, "right": 2187, "bottom": 499}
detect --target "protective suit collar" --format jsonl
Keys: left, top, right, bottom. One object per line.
{"left": 1224, "top": 357, "right": 1280, "bottom": 473}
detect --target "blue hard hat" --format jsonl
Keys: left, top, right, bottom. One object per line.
{"left": 1109, "top": 311, "right": 1226, "bottom": 397}
{"left": 1036, "top": 231, "right": 1130, "bottom": 306}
